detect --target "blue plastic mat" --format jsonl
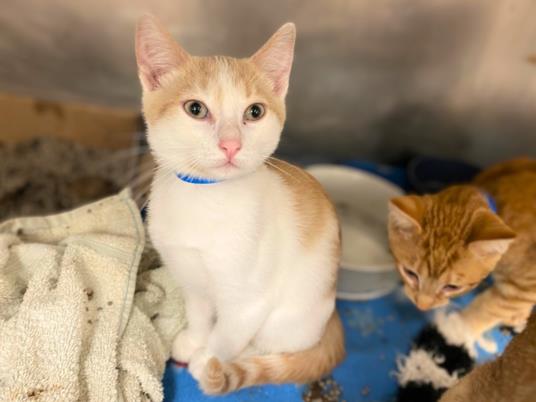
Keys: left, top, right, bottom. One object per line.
{"left": 163, "top": 285, "right": 510, "bottom": 402}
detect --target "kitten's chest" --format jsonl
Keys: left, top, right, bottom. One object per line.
{"left": 148, "top": 178, "right": 262, "bottom": 248}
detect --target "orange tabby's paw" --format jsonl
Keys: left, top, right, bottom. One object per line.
{"left": 502, "top": 311, "right": 530, "bottom": 332}
{"left": 476, "top": 336, "right": 498, "bottom": 354}
{"left": 200, "top": 357, "right": 227, "bottom": 395}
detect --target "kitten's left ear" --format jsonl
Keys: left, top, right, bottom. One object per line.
{"left": 135, "top": 14, "right": 190, "bottom": 91}
{"left": 388, "top": 195, "right": 426, "bottom": 237}
{"left": 467, "top": 211, "right": 516, "bottom": 257}
{"left": 250, "top": 23, "right": 296, "bottom": 97}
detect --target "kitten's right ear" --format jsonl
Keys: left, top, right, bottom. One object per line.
{"left": 250, "top": 23, "right": 296, "bottom": 98}
{"left": 467, "top": 211, "right": 516, "bottom": 258}
{"left": 135, "top": 14, "right": 190, "bottom": 91}
{"left": 388, "top": 195, "right": 426, "bottom": 236}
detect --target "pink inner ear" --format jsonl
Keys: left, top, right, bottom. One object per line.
{"left": 468, "top": 238, "right": 514, "bottom": 257}
{"left": 135, "top": 15, "right": 189, "bottom": 91}
{"left": 138, "top": 61, "right": 164, "bottom": 92}
{"left": 388, "top": 200, "right": 422, "bottom": 237}
{"left": 272, "top": 66, "right": 293, "bottom": 96}
{"left": 250, "top": 23, "right": 296, "bottom": 97}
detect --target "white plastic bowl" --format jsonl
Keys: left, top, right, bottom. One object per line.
{"left": 306, "top": 164, "right": 403, "bottom": 300}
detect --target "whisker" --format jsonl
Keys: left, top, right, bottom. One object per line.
{"left": 265, "top": 159, "right": 296, "bottom": 181}
{"left": 91, "top": 146, "right": 150, "bottom": 169}
{"left": 126, "top": 163, "right": 156, "bottom": 184}
{"left": 130, "top": 172, "right": 154, "bottom": 188}
{"left": 267, "top": 156, "right": 310, "bottom": 181}
{"left": 123, "top": 163, "right": 153, "bottom": 186}
{"left": 128, "top": 168, "right": 158, "bottom": 193}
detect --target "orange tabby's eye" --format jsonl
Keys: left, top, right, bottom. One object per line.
{"left": 403, "top": 267, "right": 419, "bottom": 286}
{"left": 443, "top": 284, "right": 460, "bottom": 293}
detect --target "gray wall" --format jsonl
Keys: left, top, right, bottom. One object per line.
{"left": 1, "top": 0, "right": 535, "bottom": 164}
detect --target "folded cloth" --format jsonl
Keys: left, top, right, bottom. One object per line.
{"left": 0, "top": 189, "right": 185, "bottom": 402}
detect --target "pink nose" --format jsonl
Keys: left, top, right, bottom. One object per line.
{"left": 219, "top": 139, "right": 242, "bottom": 160}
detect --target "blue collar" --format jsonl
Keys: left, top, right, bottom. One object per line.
{"left": 482, "top": 191, "right": 498, "bottom": 213}
{"left": 176, "top": 172, "right": 220, "bottom": 185}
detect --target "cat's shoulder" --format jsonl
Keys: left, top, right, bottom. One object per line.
{"left": 265, "top": 158, "right": 338, "bottom": 248}
{"left": 265, "top": 158, "right": 330, "bottom": 202}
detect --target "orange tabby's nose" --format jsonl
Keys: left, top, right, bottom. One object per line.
{"left": 415, "top": 294, "right": 435, "bottom": 311}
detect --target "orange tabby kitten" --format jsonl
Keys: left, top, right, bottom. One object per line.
{"left": 439, "top": 312, "right": 536, "bottom": 402}
{"left": 388, "top": 158, "right": 536, "bottom": 343}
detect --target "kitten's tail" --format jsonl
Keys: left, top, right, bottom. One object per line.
{"left": 199, "top": 311, "right": 345, "bottom": 395}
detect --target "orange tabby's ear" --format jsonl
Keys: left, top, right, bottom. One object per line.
{"left": 467, "top": 211, "right": 516, "bottom": 257}
{"left": 250, "top": 23, "right": 296, "bottom": 97}
{"left": 135, "top": 14, "right": 190, "bottom": 91}
{"left": 388, "top": 195, "right": 426, "bottom": 236}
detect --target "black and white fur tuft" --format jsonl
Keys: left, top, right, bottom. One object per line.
{"left": 395, "top": 312, "right": 479, "bottom": 402}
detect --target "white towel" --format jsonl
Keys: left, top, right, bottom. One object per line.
{"left": 0, "top": 190, "right": 185, "bottom": 401}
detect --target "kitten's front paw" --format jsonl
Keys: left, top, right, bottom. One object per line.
{"left": 172, "top": 330, "right": 204, "bottom": 363}
{"left": 189, "top": 348, "right": 213, "bottom": 381}
{"left": 503, "top": 313, "right": 529, "bottom": 333}
{"left": 512, "top": 322, "right": 527, "bottom": 334}
{"left": 476, "top": 336, "right": 498, "bottom": 354}
{"left": 500, "top": 325, "right": 523, "bottom": 337}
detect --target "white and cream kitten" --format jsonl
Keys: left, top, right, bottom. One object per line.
{"left": 135, "top": 15, "right": 345, "bottom": 394}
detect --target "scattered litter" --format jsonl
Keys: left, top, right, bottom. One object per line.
{"left": 27, "top": 388, "right": 44, "bottom": 398}
{"left": 303, "top": 376, "right": 343, "bottom": 402}
{"left": 83, "top": 288, "right": 94, "bottom": 301}
{"left": 0, "top": 138, "right": 128, "bottom": 220}
{"left": 361, "top": 385, "right": 370, "bottom": 396}
{"left": 344, "top": 308, "right": 381, "bottom": 336}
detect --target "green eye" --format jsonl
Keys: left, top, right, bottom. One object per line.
{"left": 184, "top": 100, "right": 209, "bottom": 119}
{"left": 244, "top": 103, "right": 265, "bottom": 121}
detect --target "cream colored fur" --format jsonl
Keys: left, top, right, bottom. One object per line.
{"left": 135, "top": 15, "right": 345, "bottom": 394}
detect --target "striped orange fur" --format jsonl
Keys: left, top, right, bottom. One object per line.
{"left": 388, "top": 158, "right": 536, "bottom": 339}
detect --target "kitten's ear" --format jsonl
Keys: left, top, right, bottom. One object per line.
{"left": 135, "top": 14, "right": 190, "bottom": 91}
{"left": 467, "top": 211, "right": 516, "bottom": 257}
{"left": 388, "top": 195, "right": 426, "bottom": 236}
{"left": 250, "top": 23, "right": 296, "bottom": 97}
